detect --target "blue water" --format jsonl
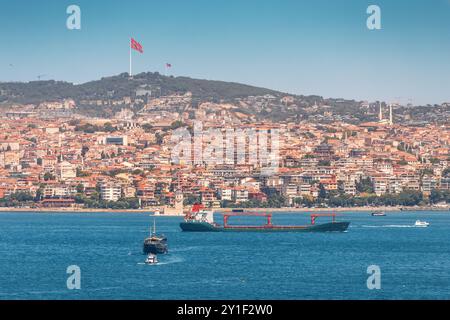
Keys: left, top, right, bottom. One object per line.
{"left": 0, "top": 211, "right": 449, "bottom": 300}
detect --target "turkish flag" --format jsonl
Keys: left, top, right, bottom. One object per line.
{"left": 131, "top": 38, "right": 143, "bottom": 53}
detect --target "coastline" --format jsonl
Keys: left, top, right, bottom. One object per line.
{"left": 218, "top": 206, "right": 450, "bottom": 213}
{"left": 0, "top": 206, "right": 448, "bottom": 214}
{"left": 0, "top": 207, "right": 149, "bottom": 213}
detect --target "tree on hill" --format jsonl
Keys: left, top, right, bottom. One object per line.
{"left": 356, "top": 177, "right": 374, "bottom": 194}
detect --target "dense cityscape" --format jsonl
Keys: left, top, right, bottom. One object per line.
{"left": 3, "top": 0, "right": 450, "bottom": 304}
{"left": 1, "top": 80, "right": 449, "bottom": 211}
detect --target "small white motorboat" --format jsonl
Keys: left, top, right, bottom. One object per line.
{"left": 145, "top": 253, "right": 158, "bottom": 265}
{"left": 414, "top": 220, "right": 430, "bottom": 227}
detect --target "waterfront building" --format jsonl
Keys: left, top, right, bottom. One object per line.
{"left": 100, "top": 182, "right": 122, "bottom": 201}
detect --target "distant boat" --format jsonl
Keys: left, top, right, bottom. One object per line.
{"left": 371, "top": 211, "right": 386, "bottom": 217}
{"left": 145, "top": 253, "right": 158, "bottom": 265}
{"left": 414, "top": 220, "right": 430, "bottom": 227}
{"left": 143, "top": 219, "right": 168, "bottom": 254}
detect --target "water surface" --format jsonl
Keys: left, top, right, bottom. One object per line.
{"left": 0, "top": 211, "right": 449, "bottom": 299}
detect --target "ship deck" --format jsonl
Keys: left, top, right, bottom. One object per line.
{"left": 180, "top": 221, "right": 350, "bottom": 232}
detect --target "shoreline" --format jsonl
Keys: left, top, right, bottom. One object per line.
{"left": 217, "top": 206, "right": 450, "bottom": 213}
{"left": 0, "top": 206, "right": 448, "bottom": 214}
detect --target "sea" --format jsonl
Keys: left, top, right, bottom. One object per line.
{"left": 0, "top": 211, "right": 449, "bottom": 300}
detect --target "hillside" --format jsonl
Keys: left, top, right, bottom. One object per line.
{"left": 0, "top": 71, "right": 396, "bottom": 123}
{"left": 0, "top": 72, "right": 283, "bottom": 105}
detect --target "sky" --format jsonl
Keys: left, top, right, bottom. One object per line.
{"left": 0, "top": 0, "right": 449, "bottom": 105}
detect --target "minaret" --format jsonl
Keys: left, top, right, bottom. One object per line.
{"left": 389, "top": 104, "right": 393, "bottom": 125}
{"left": 378, "top": 102, "right": 383, "bottom": 121}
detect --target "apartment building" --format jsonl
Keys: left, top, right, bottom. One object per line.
{"left": 100, "top": 182, "right": 122, "bottom": 201}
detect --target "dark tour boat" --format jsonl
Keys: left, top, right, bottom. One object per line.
{"left": 143, "top": 219, "right": 168, "bottom": 254}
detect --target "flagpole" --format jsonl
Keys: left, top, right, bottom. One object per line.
{"left": 129, "top": 38, "right": 132, "bottom": 77}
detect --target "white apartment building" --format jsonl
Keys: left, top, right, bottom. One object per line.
{"left": 373, "top": 178, "right": 389, "bottom": 196}
{"left": 100, "top": 183, "right": 122, "bottom": 201}
{"left": 282, "top": 184, "right": 299, "bottom": 205}
{"left": 219, "top": 188, "right": 233, "bottom": 201}
{"left": 232, "top": 189, "right": 249, "bottom": 203}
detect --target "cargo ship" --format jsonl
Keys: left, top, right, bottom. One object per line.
{"left": 180, "top": 205, "right": 350, "bottom": 233}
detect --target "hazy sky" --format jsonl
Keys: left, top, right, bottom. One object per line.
{"left": 1, "top": 0, "right": 449, "bottom": 105}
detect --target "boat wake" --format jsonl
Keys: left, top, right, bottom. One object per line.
{"left": 156, "top": 256, "right": 185, "bottom": 265}
{"left": 137, "top": 255, "right": 185, "bottom": 266}
{"left": 360, "top": 225, "right": 416, "bottom": 228}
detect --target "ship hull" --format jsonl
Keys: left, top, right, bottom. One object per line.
{"left": 180, "top": 221, "right": 350, "bottom": 233}
{"left": 143, "top": 240, "right": 168, "bottom": 254}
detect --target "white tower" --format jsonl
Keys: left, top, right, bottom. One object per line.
{"left": 378, "top": 102, "right": 383, "bottom": 121}
{"left": 174, "top": 190, "right": 184, "bottom": 210}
